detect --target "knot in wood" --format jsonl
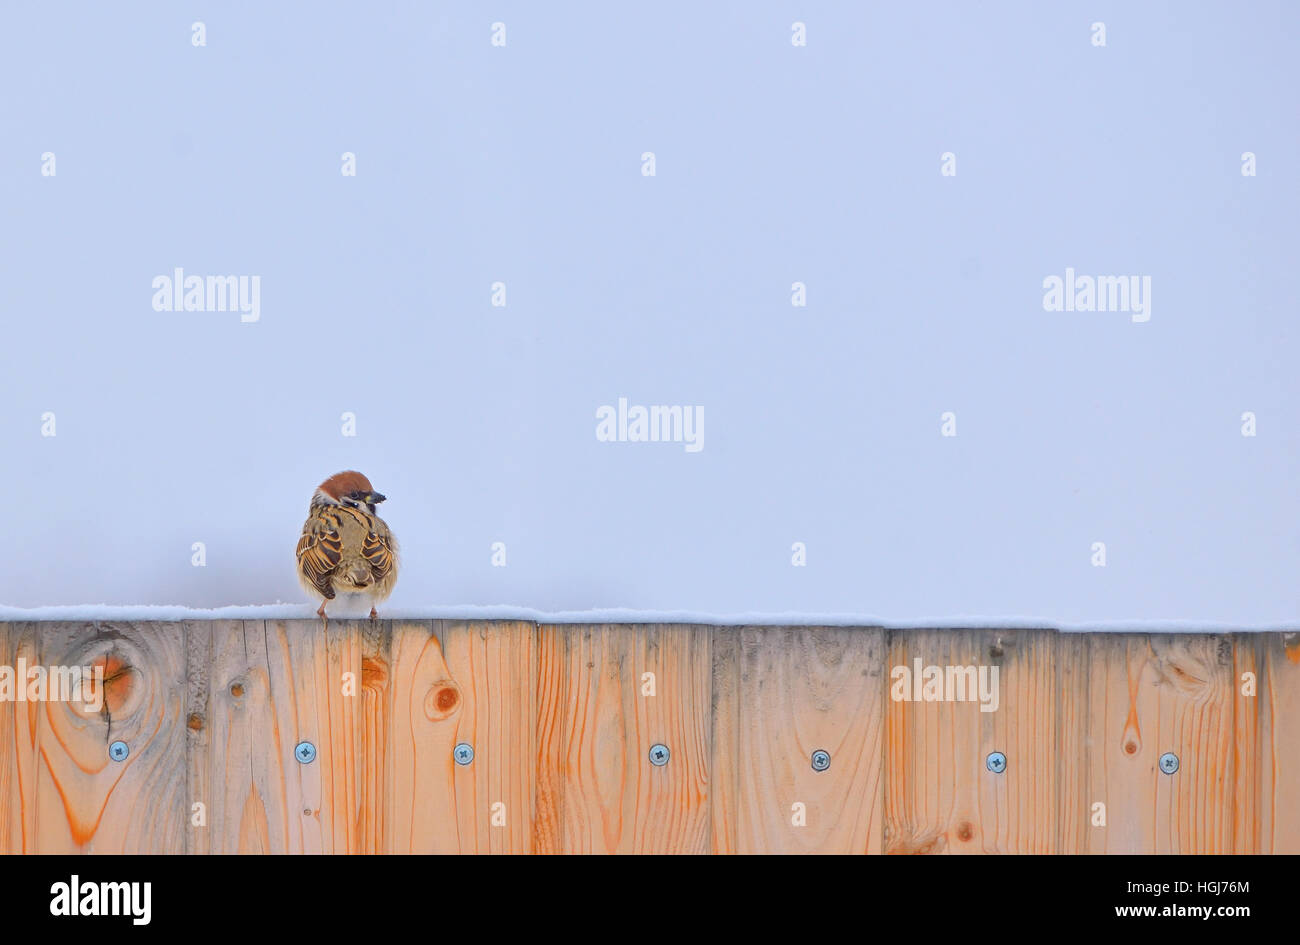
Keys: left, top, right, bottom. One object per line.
{"left": 424, "top": 679, "right": 462, "bottom": 721}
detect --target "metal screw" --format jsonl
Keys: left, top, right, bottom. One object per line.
{"left": 986, "top": 751, "right": 1007, "bottom": 774}
{"left": 294, "top": 741, "right": 316, "bottom": 764}
{"left": 1159, "top": 752, "right": 1179, "bottom": 775}
{"left": 649, "top": 744, "right": 670, "bottom": 766}
{"left": 454, "top": 743, "right": 474, "bottom": 766}
{"left": 811, "top": 749, "right": 831, "bottom": 772}
{"left": 108, "top": 741, "right": 128, "bottom": 762}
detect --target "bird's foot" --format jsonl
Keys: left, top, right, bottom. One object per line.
{"left": 369, "top": 607, "right": 379, "bottom": 621}
{"left": 317, "top": 601, "right": 329, "bottom": 632}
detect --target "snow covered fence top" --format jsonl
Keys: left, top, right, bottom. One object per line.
{"left": 0, "top": 605, "right": 1294, "bottom": 633}
{"left": 0, "top": 620, "right": 1295, "bottom": 853}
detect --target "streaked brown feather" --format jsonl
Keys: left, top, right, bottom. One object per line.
{"left": 296, "top": 516, "right": 343, "bottom": 599}
{"left": 362, "top": 530, "right": 396, "bottom": 581}
{"left": 296, "top": 496, "right": 398, "bottom": 605}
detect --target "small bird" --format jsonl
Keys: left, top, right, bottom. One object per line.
{"left": 296, "top": 471, "right": 398, "bottom": 626}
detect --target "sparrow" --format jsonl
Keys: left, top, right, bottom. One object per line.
{"left": 295, "top": 470, "right": 398, "bottom": 625}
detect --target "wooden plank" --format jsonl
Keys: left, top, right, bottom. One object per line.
{"left": 359, "top": 619, "right": 391, "bottom": 854}
{"left": 384, "top": 620, "right": 535, "bottom": 852}
{"left": 712, "top": 626, "right": 884, "bottom": 853}
{"left": 1231, "top": 633, "right": 1261, "bottom": 854}
{"left": 555, "top": 624, "right": 711, "bottom": 854}
{"left": 439, "top": 620, "right": 535, "bottom": 853}
{"left": 1259, "top": 632, "right": 1300, "bottom": 853}
{"left": 884, "top": 628, "right": 1058, "bottom": 854}
{"left": 384, "top": 620, "right": 446, "bottom": 852}
{"left": 193, "top": 619, "right": 363, "bottom": 853}
{"left": 533, "top": 623, "right": 565, "bottom": 853}
{"left": 709, "top": 628, "right": 741, "bottom": 854}
{"left": 184, "top": 619, "right": 213, "bottom": 854}
{"left": 275, "top": 617, "right": 364, "bottom": 854}
{"left": 192, "top": 620, "right": 276, "bottom": 853}
{"left": 0, "top": 623, "right": 40, "bottom": 853}
{"left": 32, "top": 621, "right": 187, "bottom": 853}
{"left": 1055, "top": 632, "right": 1091, "bottom": 853}
{"left": 1083, "top": 634, "right": 1236, "bottom": 853}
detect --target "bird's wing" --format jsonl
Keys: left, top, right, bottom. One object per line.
{"left": 362, "top": 521, "right": 397, "bottom": 584}
{"left": 296, "top": 513, "right": 343, "bottom": 599}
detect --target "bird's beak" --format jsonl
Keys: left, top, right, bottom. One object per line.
{"left": 368, "top": 492, "right": 387, "bottom": 504}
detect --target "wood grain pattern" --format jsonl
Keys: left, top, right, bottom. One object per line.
{"left": 1257, "top": 632, "right": 1300, "bottom": 853}
{"left": 884, "top": 629, "right": 1058, "bottom": 854}
{"left": 382, "top": 620, "right": 535, "bottom": 853}
{"left": 1082, "top": 634, "right": 1236, "bottom": 854}
{"left": 190, "top": 619, "right": 363, "bottom": 853}
{"left": 184, "top": 619, "right": 213, "bottom": 854}
{"left": 713, "top": 627, "right": 884, "bottom": 853}
{"left": 0, "top": 622, "right": 1296, "bottom": 854}
{"left": 1055, "top": 632, "right": 1091, "bottom": 854}
{"left": 0, "top": 623, "right": 39, "bottom": 853}
{"left": 33, "top": 621, "right": 187, "bottom": 853}
{"left": 359, "top": 619, "right": 390, "bottom": 854}
{"left": 266, "top": 617, "right": 364, "bottom": 854}
{"left": 1231, "top": 632, "right": 1261, "bottom": 854}
{"left": 552, "top": 624, "right": 711, "bottom": 854}
{"left": 383, "top": 620, "right": 447, "bottom": 853}
{"left": 437, "top": 620, "right": 535, "bottom": 854}
{"left": 532, "top": 624, "right": 566, "bottom": 853}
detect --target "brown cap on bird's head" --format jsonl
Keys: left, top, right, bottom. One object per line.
{"left": 317, "top": 470, "right": 385, "bottom": 505}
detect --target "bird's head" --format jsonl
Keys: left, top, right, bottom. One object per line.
{"left": 315, "top": 470, "right": 387, "bottom": 515}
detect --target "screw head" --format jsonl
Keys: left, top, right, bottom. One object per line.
{"left": 108, "top": 741, "right": 128, "bottom": 762}
{"left": 986, "top": 751, "right": 1007, "bottom": 774}
{"left": 294, "top": 741, "right": 316, "bottom": 764}
{"left": 1159, "top": 752, "right": 1179, "bottom": 775}
{"left": 454, "top": 743, "right": 474, "bottom": 766}
{"left": 810, "top": 749, "right": 831, "bottom": 772}
{"left": 649, "top": 744, "right": 670, "bottom": 766}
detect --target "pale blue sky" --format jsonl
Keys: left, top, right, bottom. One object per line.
{"left": 1, "top": 2, "right": 1296, "bottom": 625}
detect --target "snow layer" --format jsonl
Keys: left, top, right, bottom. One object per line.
{"left": 0, "top": 604, "right": 1292, "bottom": 633}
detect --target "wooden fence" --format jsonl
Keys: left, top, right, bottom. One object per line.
{"left": 0, "top": 621, "right": 1295, "bottom": 854}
